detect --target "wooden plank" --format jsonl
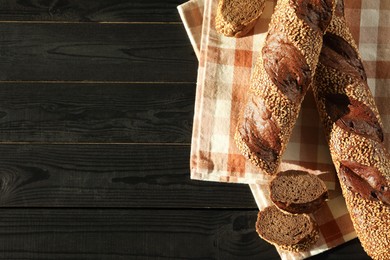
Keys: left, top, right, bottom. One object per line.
{"left": 0, "top": 144, "right": 257, "bottom": 208}
{"left": 0, "top": 0, "right": 184, "bottom": 22}
{"left": 0, "top": 23, "right": 197, "bottom": 82}
{"left": 0, "top": 208, "right": 369, "bottom": 259}
{"left": 0, "top": 209, "right": 280, "bottom": 260}
{"left": 0, "top": 82, "right": 194, "bottom": 143}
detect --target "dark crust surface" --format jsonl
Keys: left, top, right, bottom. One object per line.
{"left": 321, "top": 33, "right": 366, "bottom": 81}
{"left": 292, "top": 0, "right": 334, "bottom": 32}
{"left": 237, "top": 97, "right": 281, "bottom": 167}
{"left": 339, "top": 161, "right": 390, "bottom": 206}
{"left": 262, "top": 27, "right": 311, "bottom": 101}
{"left": 324, "top": 93, "right": 384, "bottom": 143}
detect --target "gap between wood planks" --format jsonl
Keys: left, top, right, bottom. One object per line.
{"left": 0, "top": 80, "right": 195, "bottom": 84}
{"left": 0, "top": 206, "right": 258, "bottom": 210}
{"left": 0, "top": 21, "right": 182, "bottom": 24}
{"left": 0, "top": 142, "right": 191, "bottom": 145}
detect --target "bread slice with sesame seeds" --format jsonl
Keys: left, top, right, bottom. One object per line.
{"left": 255, "top": 205, "right": 319, "bottom": 252}
{"left": 270, "top": 170, "right": 328, "bottom": 214}
{"left": 312, "top": 0, "right": 390, "bottom": 258}
{"left": 215, "top": 0, "right": 266, "bottom": 37}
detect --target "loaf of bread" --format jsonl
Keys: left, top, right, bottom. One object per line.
{"left": 270, "top": 170, "right": 328, "bottom": 214}
{"left": 312, "top": 0, "right": 390, "bottom": 258}
{"left": 215, "top": 0, "right": 266, "bottom": 37}
{"left": 235, "top": 0, "right": 335, "bottom": 175}
{"left": 256, "top": 205, "right": 319, "bottom": 252}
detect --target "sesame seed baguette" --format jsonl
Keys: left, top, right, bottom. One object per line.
{"left": 235, "top": 0, "right": 335, "bottom": 175}
{"left": 215, "top": 0, "right": 266, "bottom": 37}
{"left": 312, "top": 1, "right": 390, "bottom": 259}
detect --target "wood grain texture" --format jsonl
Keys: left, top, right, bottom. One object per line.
{"left": 0, "top": 208, "right": 369, "bottom": 260}
{"left": 0, "top": 23, "right": 197, "bottom": 82}
{"left": 0, "top": 209, "right": 279, "bottom": 260}
{"left": 0, "top": 83, "right": 194, "bottom": 143}
{"left": 0, "top": 0, "right": 185, "bottom": 22}
{"left": 0, "top": 144, "right": 257, "bottom": 208}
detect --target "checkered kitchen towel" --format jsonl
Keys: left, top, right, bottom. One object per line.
{"left": 178, "top": 0, "right": 390, "bottom": 259}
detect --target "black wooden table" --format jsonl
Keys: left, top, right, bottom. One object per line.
{"left": 0, "top": 1, "right": 370, "bottom": 259}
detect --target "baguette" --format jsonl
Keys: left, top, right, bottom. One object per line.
{"left": 215, "top": 0, "right": 266, "bottom": 37}
{"left": 235, "top": 0, "right": 335, "bottom": 175}
{"left": 312, "top": 0, "right": 390, "bottom": 258}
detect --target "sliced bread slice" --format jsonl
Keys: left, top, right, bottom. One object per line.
{"left": 256, "top": 205, "right": 319, "bottom": 252}
{"left": 270, "top": 170, "right": 328, "bottom": 214}
{"left": 215, "top": 0, "right": 266, "bottom": 37}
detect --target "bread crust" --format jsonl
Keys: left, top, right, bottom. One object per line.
{"left": 312, "top": 0, "right": 390, "bottom": 258}
{"left": 215, "top": 0, "right": 266, "bottom": 37}
{"left": 340, "top": 181, "right": 390, "bottom": 260}
{"left": 235, "top": 0, "right": 335, "bottom": 175}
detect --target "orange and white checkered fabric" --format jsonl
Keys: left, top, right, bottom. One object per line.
{"left": 178, "top": 0, "right": 390, "bottom": 259}
{"left": 181, "top": 0, "right": 342, "bottom": 185}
